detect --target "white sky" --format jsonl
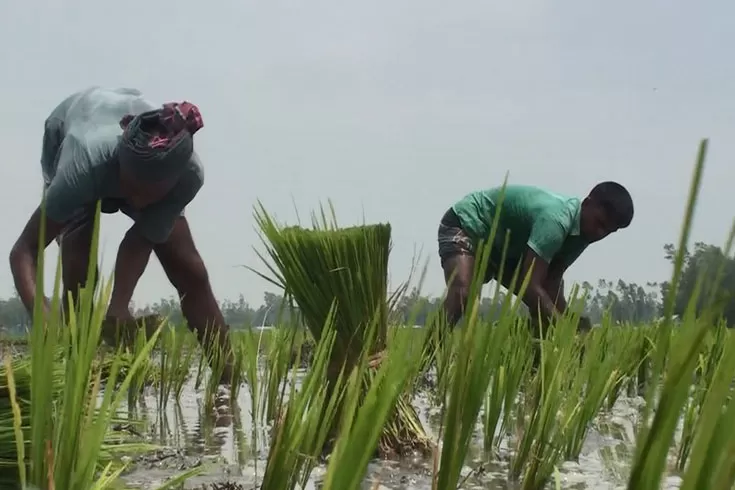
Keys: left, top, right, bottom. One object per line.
{"left": 1, "top": 0, "right": 733, "bottom": 306}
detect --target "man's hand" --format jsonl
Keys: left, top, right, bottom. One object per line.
{"left": 101, "top": 310, "right": 137, "bottom": 348}
{"left": 105, "top": 306, "right": 135, "bottom": 324}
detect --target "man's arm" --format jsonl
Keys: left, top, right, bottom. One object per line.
{"left": 515, "top": 248, "right": 562, "bottom": 323}
{"left": 9, "top": 207, "right": 65, "bottom": 315}
{"left": 106, "top": 228, "right": 155, "bottom": 320}
{"left": 108, "top": 163, "right": 203, "bottom": 319}
{"left": 544, "top": 262, "right": 567, "bottom": 312}
{"left": 518, "top": 212, "right": 570, "bottom": 324}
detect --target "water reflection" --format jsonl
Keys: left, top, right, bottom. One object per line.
{"left": 119, "top": 367, "right": 650, "bottom": 490}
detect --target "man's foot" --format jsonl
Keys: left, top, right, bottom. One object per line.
{"left": 218, "top": 362, "right": 235, "bottom": 386}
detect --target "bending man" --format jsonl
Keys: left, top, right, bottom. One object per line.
{"left": 9, "top": 86, "right": 233, "bottom": 382}
{"left": 437, "top": 182, "right": 634, "bottom": 331}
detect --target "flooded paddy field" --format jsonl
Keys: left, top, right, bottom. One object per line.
{"left": 117, "top": 361, "right": 675, "bottom": 490}
{"left": 0, "top": 316, "right": 716, "bottom": 490}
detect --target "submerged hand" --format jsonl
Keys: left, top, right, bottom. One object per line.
{"left": 101, "top": 308, "right": 136, "bottom": 347}
{"left": 577, "top": 316, "right": 593, "bottom": 333}
{"left": 105, "top": 307, "right": 135, "bottom": 325}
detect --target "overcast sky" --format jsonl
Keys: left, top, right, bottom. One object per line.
{"left": 1, "top": 0, "right": 733, "bottom": 307}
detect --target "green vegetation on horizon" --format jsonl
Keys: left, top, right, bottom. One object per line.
{"left": 1, "top": 239, "right": 732, "bottom": 332}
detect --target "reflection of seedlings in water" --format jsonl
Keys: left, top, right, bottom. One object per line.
{"left": 595, "top": 412, "right": 636, "bottom": 446}
{"left": 112, "top": 422, "right": 144, "bottom": 438}
{"left": 599, "top": 443, "right": 632, "bottom": 483}
{"left": 190, "top": 392, "right": 233, "bottom": 457}
{"left": 132, "top": 448, "right": 204, "bottom": 472}
{"left": 202, "top": 483, "right": 245, "bottom": 490}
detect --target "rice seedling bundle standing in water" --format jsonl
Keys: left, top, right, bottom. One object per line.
{"left": 252, "top": 202, "right": 431, "bottom": 455}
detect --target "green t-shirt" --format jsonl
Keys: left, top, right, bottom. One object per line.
{"left": 451, "top": 185, "right": 588, "bottom": 269}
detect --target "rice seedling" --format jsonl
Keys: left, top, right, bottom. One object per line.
{"left": 250, "top": 201, "right": 431, "bottom": 455}
{"left": 320, "top": 310, "right": 428, "bottom": 490}
{"left": 483, "top": 319, "right": 533, "bottom": 453}
{"left": 561, "top": 319, "right": 640, "bottom": 461}
{"left": 676, "top": 219, "right": 735, "bottom": 471}
{"left": 509, "top": 312, "right": 583, "bottom": 490}
{"left": 259, "top": 307, "right": 346, "bottom": 490}
{"left": 260, "top": 321, "right": 300, "bottom": 424}
{"left": 1, "top": 201, "right": 167, "bottom": 489}
{"left": 678, "top": 325, "right": 735, "bottom": 489}
{"left": 157, "top": 325, "right": 198, "bottom": 408}
{"left": 626, "top": 138, "right": 709, "bottom": 490}
{"left": 433, "top": 239, "right": 523, "bottom": 490}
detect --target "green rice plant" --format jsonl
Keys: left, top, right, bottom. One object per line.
{"left": 509, "top": 312, "right": 583, "bottom": 490}
{"left": 629, "top": 326, "right": 655, "bottom": 398}
{"left": 202, "top": 331, "right": 229, "bottom": 415}
{"left": 561, "top": 319, "right": 640, "bottom": 460}
{"left": 677, "top": 324, "right": 735, "bottom": 489}
{"left": 626, "top": 315, "right": 716, "bottom": 490}
{"left": 261, "top": 323, "right": 300, "bottom": 424}
{"left": 320, "top": 309, "right": 428, "bottom": 490}
{"left": 126, "top": 328, "right": 157, "bottom": 409}
{"left": 11, "top": 200, "right": 167, "bottom": 490}
{"left": 232, "top": 327, "right": 263, "bottom": 466}
{"left": 259, "top": 306, "right": 346, "bottom": 490}
{"left": 676, "top": 320, "right": 728, "bottom": 470}
{"left": 483, "top": 318, "right": 533, "bottom": 453}
{"left": 626, "top": 138, "right": 709, "bottom": 490}
{"left": 250, "top": 201, "right": 430, "bottom": 454}
{"left": 676, "top": 220, "right": 735, "bottom": 471}
{"left": 434, "top": 269, "right": 522, "bottom": 487}
{"left": 226, "top": 332, "right": 247, "bottom": 404}
{"left": 157, "top": 323, "right": 197, "bottom": 410}
{"left": 608, "top": 326, "right": 649, "bottom": 409}
{"left": 429, "top": 316, "right": 458, "bottom": 407}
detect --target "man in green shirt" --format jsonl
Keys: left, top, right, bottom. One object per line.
{"left": 437, "top": 182, "right": 634, "bottom": 330}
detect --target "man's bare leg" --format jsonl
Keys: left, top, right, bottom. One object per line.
{"left": 59, "top": 215, "right": 98, "bottom": 316}
{"left": 441, "top": 253, "right": 476, "bottom": 327}
{"left": 154, "top": 217, "right": 234, "bottom": 384}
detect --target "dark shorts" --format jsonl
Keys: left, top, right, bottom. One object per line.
{"left": 437, "top": 208, "right": 521, "bottom": 283}
{"left": 437, "top": 208, "right": 475, "bottom": 267}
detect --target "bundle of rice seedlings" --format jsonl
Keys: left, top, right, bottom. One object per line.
{"left": 251, "top": 202, "right": 431, "bottom": 456}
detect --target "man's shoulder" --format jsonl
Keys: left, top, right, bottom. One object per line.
{"left": 504, "top": 185, "right": 577, "bottom": 214}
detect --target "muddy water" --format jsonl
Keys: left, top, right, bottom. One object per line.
{"left": 118, "top": 366, "right": 681, "bottom": 490}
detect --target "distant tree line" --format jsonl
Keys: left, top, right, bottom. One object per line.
{"left": 1, "top": 242, "right": 734, "bottom": 332}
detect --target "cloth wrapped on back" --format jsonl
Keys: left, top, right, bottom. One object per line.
{"left": 118, "top": 101, "right": 204, "bottom": 182}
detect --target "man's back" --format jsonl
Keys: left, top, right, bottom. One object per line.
{"left": 452, "top": 185, "right": 582, "bottom": 263}
{"left": 42, "top": 87, "right": 157, "bottom": 183}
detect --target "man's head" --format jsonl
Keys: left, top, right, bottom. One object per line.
{"left": 580, "top": 181, "right": 634, "bottom": 243}
{"left": 117, "top": 102, "right": 203, "bottom": 210}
